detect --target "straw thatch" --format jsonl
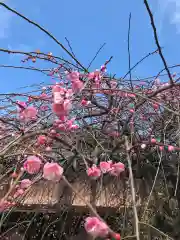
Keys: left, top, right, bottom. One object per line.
{"left": 0, "top": 173, "right": 143, "bottom": 213}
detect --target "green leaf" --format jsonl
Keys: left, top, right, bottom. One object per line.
{"left": 156, "top": 137, "right": 161, "bottom": 142}
{"left": 128, "top": 103, "right": 134, "bottom": 108}
{"left": 164, "top": 145, "right": 168, "bottom": 150}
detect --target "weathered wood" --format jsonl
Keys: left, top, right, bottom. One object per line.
{"left": 0, "top": 175, "right": 142, "bottom": 213}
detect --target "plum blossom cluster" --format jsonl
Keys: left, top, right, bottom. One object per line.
{"left": 23, "top": 155, "right": 64, "bottom": 182}
{"left": 84, "top": 217, "right": 109, "bottom": 238}
{"left": 17, "top": 100, "right": 38, "bottom": 122}
{"left": 87, "top": 161, "right": 125, "bottom": 179}
{"left": 3, "top": 60, "right": 180, "bottom": 239}
{"left": 0, "top": 156, "right": 64, "bottom": 213}
{"left": 148, "top": 138, "right": 176, "bottom": 152}
{"left": 84, "top": 217, "right": 121, "bottom": 239}
{"left": 53, "top": 117, "right": 78, "bottom": 132}
{"left": 52, "top": 84, "right": 73, "bottom": 117}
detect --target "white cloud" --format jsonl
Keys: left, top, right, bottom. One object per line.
{"left": 0, "top": 1, "right": 12, "bottom": 39}
{"left": 158, "top": 0, "right": 180, "bottom": 33}
{"left": 7, "top": 43, "right": 32, "bottom": 61}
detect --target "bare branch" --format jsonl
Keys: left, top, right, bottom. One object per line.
{"left": 143, "top": 0, "right": 174, "bottom": 84}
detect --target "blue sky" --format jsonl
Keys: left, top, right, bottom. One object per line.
{"left": 0, "top": 0, "right": 180, "bottom": 93}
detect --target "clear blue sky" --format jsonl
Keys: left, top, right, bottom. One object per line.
{"left": 0, "top": 0, "right": 179, "bottom": 93}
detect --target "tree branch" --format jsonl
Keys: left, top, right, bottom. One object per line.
{"left": 0, "top": 2, "right": 87, "bottom": 71}
{"left": 143, "top": 0, "right": 174, "bottom": 84}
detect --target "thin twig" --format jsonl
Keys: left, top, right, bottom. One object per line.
{"left": 0, "top": 2, "right": 87, "bottom": 71}
{"left": 139, "top": 222, "right": 174, "bottom": 240}
{"left": 143, "top": 0, "right": 174, "bottom": 84}
{"left": 62, "top": 176, "right": 116, "bottom": 237}
{"left": 141, "top": 151, "right": 163, "bottom": 219}
{"left": 127, "top": 13, "right": 133, "bottom": 90}
{"left": 0, "top": 47, "right": 80, "bottom": 69}
{"left": 65, "top": 37, "right": 76, "bottom": 59}
{"left": 0, "top": 64, "right": 49, "bottom": 75}
{"left": 1, "top": 170, "right": 23, "bottom": 202}
{"left": 174, "top": 101, "right": 180, "bottom": 196}
{"left": 125, "top": 136, "right": 140, "bottom": 240}
{"left": 122, "top": 49, "right": 158, "bottom": 80}
{"left": 87, "top": 43, "right": 106, "bottom": 69}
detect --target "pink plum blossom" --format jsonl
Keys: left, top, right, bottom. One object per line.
{"left": 128, "top": 93, "right": 136, "bottom": 98}
{"left": 151, "top": 138, "right": 156, "bottom": 144}
{"left": 112, "top": 233, "right": 121, "bottom": 240}
{"left": 65, "top": 118, "right": 79, "bottom": 130}
{"left": 20, "top": 106, "right": 38, "bottom": 121}
{"left": 159, "top": 146, "right": 164, "bottom": 151}
{"left": 84, "top": 217, "right": 109, "bottom": 238}
{"left": 67, "top": 71, "right": 80, "bottom": 81}
{"left": 129, "top": 109, "right": 135, "bottom": 113}
{"left": 45, "top": 146, "right": 52, "bottom": 152}
{"left": 109, "top": 162, "right": 125, "bottom": 177}
{"left": 37, "top": 135, "right": 47, "bottom": 145}
{"left": 52, "top": 84, "right": 62, "bottom": 93}
{"left": 40, "top": 93, "right": 48, "bottom": 99}
{"left": 52, "top": 99, "right": 72, "bottom": 117}
{"left": 50, "top": 129, "right": 56, "bottom": 135}
{"left": 87, "top": 165, "right": 101, "bottom": 179}
{"left": 40, "top": 105, "right": 49, "bottom": 111}
{"left": 54, "top": 92, "right": 64, "bottom": 104}
{"left": 65, "top": 89, "right": 73, "bottom": 98}
{"left": 99, "top": 161, "right": 112, "bottom": 174}
{"left": 66, "top": 118, "right": 75, "bottom": 128}
{"left": 72, "top": 80, "right": 84, "bottom": 93}
{"left": 20, "top": 179, "right": 32, "bottom": 189}
{"left": 88, "top": 72, "right": 95, "bottom": 80}
{"left": 17, "top": 101, "right": 27, "bottom": 110}
{"left": 168, "top": 145, "right": 175, "bottom": 152}
{"left": 100, "top": 65, "right": 106, "bottom": 72}
{"left": 52, "top": 85, "right": 67, "bottom": 104}
{"left": 11, "top": 172, "right": 18, "bottom": 178}
{"left": 43, "top": 162, "right": 64, "bottom": 182}
{"left": 59, "top": 115, "right": 67, "bottom": 121}
{"left": 54, "top": 119, "right": 61, "bottom": 125}
{"left": 23, "top": 156, "right": 42, "bottom": 174}
{"left": 58, "top": 124, "right": 66, "bottom": 131}
{"left": 70, "top": 124, "right": 79, "bottom": 130}
{"left": 81, "top": 99, "right": 91, "bottom": 106}
{"left": 153, "top": 103, "right": 159, "bottom": 110}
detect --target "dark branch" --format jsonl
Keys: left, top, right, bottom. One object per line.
{"left": 143, "top": 0, "right": 174, "bottom": 84}
{"left": 0, "top": 2, "right": 87, "bottom": 71}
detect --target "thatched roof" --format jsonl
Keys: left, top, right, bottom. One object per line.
{"left": 0, "top": 174, "right": 142, "bottom": 213}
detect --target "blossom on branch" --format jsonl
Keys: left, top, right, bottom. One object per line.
{"left": 87, "top": 164, "right": 101, "bottom": 179}
{"left": 37, "top": 135, "right": 47, "bottom": 145}
{"left": 20, "top": 179, "right": 32, "bottom": 189}
{"left": 109, "top": 162, "right": 125, "bottom": 177}
{"left": 99, "top": 161, "right": 112, "bottom": 173}
{"left": 19, "top": 106, "right": 38, "bottom": 122}
{"left": 43, "top": 162, "right": 64, "bottom": 182}
{"left": 84, "top": 217, "right": 109, "bottom": 238}
{"left": 23, "top": 156, "right": 42, "bottom": 174}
